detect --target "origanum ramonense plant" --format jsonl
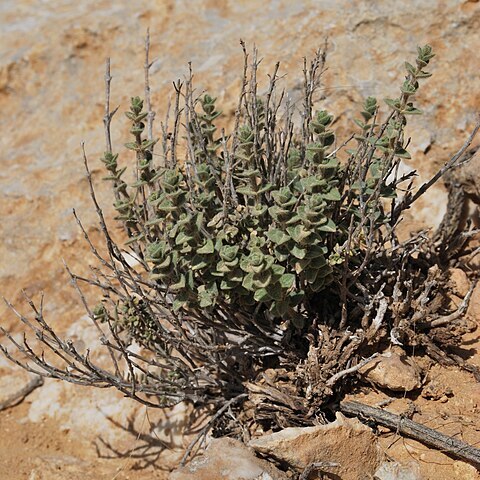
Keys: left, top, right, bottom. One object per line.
{"left": 4, "top": 42, "right": 478, "bottom": 436}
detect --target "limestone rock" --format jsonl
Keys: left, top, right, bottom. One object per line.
{"left": 248, "top": 413, "right": 381, "bottom": 480}
{"left": 0, "top": 368, "right": 34, "bottom": 407}
{"left": 359, "top": 350, "right": 422, "bottom": 392}
{"left": 374, "top": 461, "right": 421, "bottom": 480}
{"left": 409, "top": 127, "right": 432, "bottom": 155}
{"left": 169, "top": 437, "right": 288, "bottom": 480}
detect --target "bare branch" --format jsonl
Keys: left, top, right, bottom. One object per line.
{"left": 144, "top": 28, "right": 156, "bottom": 145}
{"left": 103, "top": 58, "right": 119, "bottom": 155}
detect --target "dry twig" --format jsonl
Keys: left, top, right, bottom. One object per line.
{"left": 326, "top": 353, "right": 379, "bottom": 387}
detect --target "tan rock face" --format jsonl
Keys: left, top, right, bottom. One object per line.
{"left": 452, "top": 460, "right": 480, "bottom": 480}
{"left": 169, "top": 438, "right": 288, "bottom": 480}
{"left": 248, "top": 413, "right": 382, "bottom": 480}
{"left": 359, "top": 350, "right": 422, "bottom": 392}
{"left": 1, "top": 1, "right": 480, "bottom": 478}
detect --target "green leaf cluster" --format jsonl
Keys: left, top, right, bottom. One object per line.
{"left": 102, "top": 45, "right": 435, "bottom": 332}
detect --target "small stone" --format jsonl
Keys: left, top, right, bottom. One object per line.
{"left": 421, "top": 381, "right": 453, "bottom": 401}
{"left": 448, "top": 268, "right": 470, "bottom": 297}
{"left": 169, "top": 437, "right": 288, "bottom": 480}
{"left": 249, "top": 413, "right": 381, "bottom": 480}
{"left": 359, "top": 350, "right": 422, "bottom": 392}
{"left": 467, "top": 281, "right": 480, "bottom": 321}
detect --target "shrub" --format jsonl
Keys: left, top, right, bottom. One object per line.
{"left": 2, "top": 40, "right": 479, "bottom": 436}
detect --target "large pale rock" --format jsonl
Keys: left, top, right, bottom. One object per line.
{"left": 359, "top": 350, "right": 422, "bottom": 392}
{"left": 169, "top": 438, "right": 288, "bottom": 480}
{"left": 248, "top": 413, "right": 381, "bottom": 480}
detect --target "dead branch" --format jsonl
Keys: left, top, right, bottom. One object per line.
{"left": 427, "top": 279, "right": 476, "bottom": 328}
{"left": 103, "top": 58, "right": 119, "bottom": 155}
{"left": 144, "top": 28, "right": 155, "bottom": 144}
{"left": 326, "top": 353, "right": 379, "bottom": 387}
{"left": 340, "top": 400, "right": 480, "bottom": 468}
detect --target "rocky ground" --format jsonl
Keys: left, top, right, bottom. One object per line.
{"left": 1, "top": 0, "right": 480, "bottom": 478}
